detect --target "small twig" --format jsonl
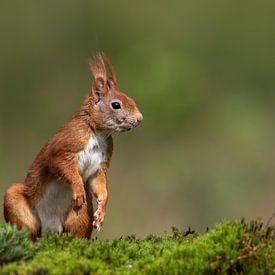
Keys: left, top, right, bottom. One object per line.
{"left": 227, "top": 243, "right": 267, "bottom": 272}
{"left": 183, "top": 227, "right": 195, "bottom": 237}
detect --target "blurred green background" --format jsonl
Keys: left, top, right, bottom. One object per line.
{"left": 0, "top": 1, "right": 274, "bottom": 238}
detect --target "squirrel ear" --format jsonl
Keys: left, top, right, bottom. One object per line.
{"left": 107, "top": 77, "right": 116, "bottom": 90}
{"left": 92, "top": 77, "right": 107, "bottom": 102}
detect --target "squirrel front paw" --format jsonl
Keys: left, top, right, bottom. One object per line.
{"left": 71, "top": 187, "right": 86, "bottom": 212}
{"left": 93, "top": 198, "right": 105, "bottom": 231}
{"left": 93, "top": 209, "right": 105, "bottom": 232}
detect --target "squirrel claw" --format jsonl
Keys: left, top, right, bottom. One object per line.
{"left": 92, "top": 222, "right": 101, "bottom": 232}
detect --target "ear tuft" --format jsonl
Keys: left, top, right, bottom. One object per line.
{"left": 89, "top": 52, "right": 107, "bottom": 80}
{"left": 102, "top": 54, "right": 118, "bottom": 87}
{"left": 89, "top": 52, "right": 118, "bottom": 102}
{"left": 89, "top": 52, "right": 118, "bottom": 87}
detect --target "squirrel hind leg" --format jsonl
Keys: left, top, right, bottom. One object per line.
{"left": 64, "top": 189, "right": 94, "bottom": 239}
{"left": 4, "top": 183, "right": 41, "bottom": 241}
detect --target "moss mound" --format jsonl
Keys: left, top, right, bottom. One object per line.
{"left": 0, "top": 223, "right": 40, "bottom": 265}
{"left": 0, "top": 219, "right": 274, "bottom": 274}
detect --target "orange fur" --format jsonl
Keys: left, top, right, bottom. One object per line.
{"left": 4, "top": 53, "right": 142, "bottom": 239}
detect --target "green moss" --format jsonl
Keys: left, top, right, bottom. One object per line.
{"left": 0, "top": 222, "right": 40, "bottom": 265}
{"left": 0, "top": 219, "right": 274, "bottom": 274}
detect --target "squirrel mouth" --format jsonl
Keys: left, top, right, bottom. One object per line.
{"left": 116, "top": 123, "right": 136, "bottom": 132}
{"left": 117, "top": 126, "right": 132, "bottom": 132}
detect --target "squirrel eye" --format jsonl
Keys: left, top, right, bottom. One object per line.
{"left": 111, "top": 101, "right": 121, "bottom": 110}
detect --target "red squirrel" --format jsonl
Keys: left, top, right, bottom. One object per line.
{"left": 4, "top": 53, "right": 143, "bottom": 240}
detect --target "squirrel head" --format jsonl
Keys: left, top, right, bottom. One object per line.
{"left": 88, "top": 53, "right": 143, "bottom": 132}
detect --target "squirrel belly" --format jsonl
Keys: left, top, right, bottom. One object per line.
{"left": 36, "top": 132, "right": 108, "bottom": 234}
{"left": 36, "top": 181, "right": 72, "bottom": 233}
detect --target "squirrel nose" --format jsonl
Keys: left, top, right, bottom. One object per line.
{"left": 136, "top": 113, "right": 143, "bottom": 125}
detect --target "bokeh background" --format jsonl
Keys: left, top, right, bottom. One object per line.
{"left": 0, "top": 1, "right": 274, "bottom": 238}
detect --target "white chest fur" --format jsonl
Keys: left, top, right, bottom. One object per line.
{"left": 77, "top": 133, "right": 107, "bottom": 183}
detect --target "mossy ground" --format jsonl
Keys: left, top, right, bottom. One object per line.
{"left": 0, "top": 219, "right": 274, "bottom": 274}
